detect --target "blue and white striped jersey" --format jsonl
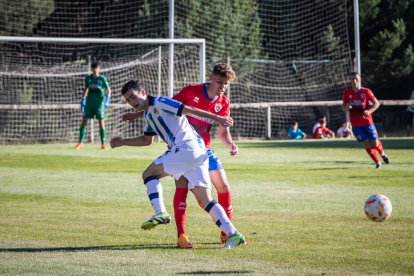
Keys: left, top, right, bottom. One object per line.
{"left": 143, "top": 96, "right": 205, "bottom": 149}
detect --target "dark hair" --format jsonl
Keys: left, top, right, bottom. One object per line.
{"left": 291, "top": 120, "right": 298, "bottom": 125}
{"left": 349, "top": 71, "right": 361, "bottom": 78}
{"left": 212, "top": 63, "right": 236, "bottom": 81}
{"left": 91, "top": 62, "right": 100, "bottom": 69}
{"left": 121, "top": 80, "right": 144, "bottom": 95}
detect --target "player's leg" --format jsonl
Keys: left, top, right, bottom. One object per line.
{"left": 366, "top": 124, "right": 389, "bottom": 165}
{"left": 353, "top": 126, "right": 380, "bottom": 168}
{"left": 173, "top": 176, "right": 192, "bottom": 248}
{"left": 96, "top": 104, "right": 107, "bottom": 149}
{"left": 190, "top": 185, "right": 245, "bottom": 249}
{"left": 74, "top": 117, "right": 88, "bottom": 149}
{"left": 184, "top": 156, "right": 245, "bottom": 249}
{"left": 140, "top": 161, "right": 171, "bottom": 230}
{"left": 207, "top": 149, "right": 233, "bottom": 243}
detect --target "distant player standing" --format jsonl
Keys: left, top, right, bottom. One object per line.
{"left": 74, "top": 62, "right": 111, "bottom": 150}
{"left": 342, "top": 72, "right": 389, "bottom": 168}
{"left": 172, "top": 63, "right": 238, "bottom": 248}
{"left": 111, "top": 80, "right": 246, "bottom": 249}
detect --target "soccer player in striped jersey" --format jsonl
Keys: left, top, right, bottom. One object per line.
{"left": 172, "top": 63, "right": 238, "bottom": 248}
{"left": 110, "top": 80, "right": 246, "bottom": 249}
{"left": 342, "top": 72, "right": 389, "bottom": 168}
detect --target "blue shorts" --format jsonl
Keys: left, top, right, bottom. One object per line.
{"left": 207, "top": 148, "right": 223, "bottom": 171}
{"left": 352, "top": 124, "right": 378, "bottom": 142}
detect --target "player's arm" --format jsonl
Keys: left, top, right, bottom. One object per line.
{"left": 80, "top": 87, "right": 88, "bottom": 112}
{"left": 110, "top": 134, "right": 153, "bottom": 148}
{"left": 363, "top": 97, "right": 380, "bottom": 116}
{"left": 122, "top": 111, "right": 144, "bottom": 121}
{"left": 342, "top": 96, "right": 351, "bottom": 112}
{"left": 181, "top": 105, "right": 233, "bottom": 126}
{"left": 218, "top": 125, "right": 238, "bottom": 155}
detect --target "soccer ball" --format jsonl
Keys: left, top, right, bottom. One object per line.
{"left": 364, "top": 194, "right": 392, "bottom": 222}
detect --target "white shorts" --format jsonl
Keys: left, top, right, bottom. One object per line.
{"left": 154, "top": 144, "right": 211, "bottom": 189}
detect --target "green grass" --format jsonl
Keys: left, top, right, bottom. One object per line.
{"left": 0, "top": 138, "right": 413, "bottom": 275}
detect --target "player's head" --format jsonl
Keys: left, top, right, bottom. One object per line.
{"left": 209, "top": 63, "right": 236, "bottom": 96}
{"left": 121, "top": 80, "right": 147, "bottom": 110}
{"left": 91, "top": 62, "right": 100, "bottom": 75}
{"left": 291, "top": 121, "right": 298, "bottom": 128}
{"left": 349, "top": 71, "right": 362, "bottom": 90}
{"left": 318, "top": 115, "right": 327, "bottom": 122}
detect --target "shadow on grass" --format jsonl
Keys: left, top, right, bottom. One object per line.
{"left": 241, "top": 138, "right": 414, "bottom": 150}
{"left": 0, "top": 242, "right": 230, "bottom": 252}
{"left": 176, "top": 271, "right": 253, "bottom": 275}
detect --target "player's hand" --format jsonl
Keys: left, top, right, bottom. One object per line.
{"left": 229, "top": 142, "right": 238, "bottom": 156}
{"left": 122, "top": 112, "right": 143, "bottom": 121}
{"left": 344, "top": 103, "right": 352, "bottom": 112}
{"left": 80, "top": 97, "right": 86, "bottom": 112}
{"left": 217, "top": 116, "right": 233, "bottom": 127}
{"left": 110, "top": 137, "right": 124, "bottom": 148}
{"left": 363, "top": 110, "right": 371, "bottom": 116}
{"left": 104, "top": 95, "right": 110, "bottom": 108}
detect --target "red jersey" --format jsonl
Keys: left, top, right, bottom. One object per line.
{"left": 342, "top": 87, "right": 376, "bottom": 127}
{"left": 313, "top": 127, "right": 333, "bottom": 138}
{"left": 173, "top": 83, "right": 230, "bottom": 148}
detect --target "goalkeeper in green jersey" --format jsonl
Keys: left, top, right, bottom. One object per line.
{"left": 74, "top": 62, "right": 112, "bottom": 150}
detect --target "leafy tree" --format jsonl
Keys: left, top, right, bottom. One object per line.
{"left": 350, "top": 0, "right": 414, "bottom": 98}
{"left": 0, "top": 0, "right": 54, "bottom": 36}
{"left": 174, "top": 0, "right": 262, "bottom": 78}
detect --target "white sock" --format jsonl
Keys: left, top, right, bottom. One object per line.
{"left": 204, "top": 200, "right": 237, "bottom": 236}
{"left": 144, "top": 176, "right": 166, "bottom": 214}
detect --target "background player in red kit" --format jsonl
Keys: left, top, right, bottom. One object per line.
{"left": 342, "top": 72, "right": 389, "bottom": 168}
{"left": 172, "top": 63, "right": 238, "bottom": 248}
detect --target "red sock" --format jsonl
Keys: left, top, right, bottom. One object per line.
{"left": 375, "top": 140, "right": 384, "bottom": 155}
{"left": 365, "top": 147, "right": 379, "bottom": 163}
{"left": 218, "top": 192, "right": 232, "bottom": 237}
{"left": 173, "top": 188, "right": 188, "bottom": 237}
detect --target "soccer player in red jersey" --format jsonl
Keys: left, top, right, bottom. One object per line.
{"left": 172, "top": 63, "right": 238, "bottom": 248}
{"left": 342, "top": 72, "right": 389, "bottom": 168}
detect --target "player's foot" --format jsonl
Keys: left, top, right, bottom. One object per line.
{"left": 223, "top": 232, "right": 246, "bottom": 249}
{"left": 141, "top": 212, "right": 171, "bottom": 230}
{"left": 375, "top": 162, "right": 382, "bottom": 169}
{"left": 74, "top": 143, "right": 84, "bottom": 150}
{"left": 177, "top": 234, "right": 193, "bottom": 249}
{"left": 101, "top": 144, "right": 108, "bottom": 150}
{"left": 381, "top": 154, "right": 389, "bottom": 164}
{"left": 220, "top": 232, "right": 228, "bottom": 244}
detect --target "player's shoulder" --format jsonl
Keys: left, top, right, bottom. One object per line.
{"left": 99, "top": 74, "right": 108, "bottom": 80}
{"left": 343, "top": 86, "right": 353, "bottom": 93}
{"left": 182, "top": 83, "right": 203, "bottom": 92}
{"left": 218, "top": 93, "right": 230, "bottom": 103}
{"left": 360, "top": 87, "right": 373, "bottom": 93}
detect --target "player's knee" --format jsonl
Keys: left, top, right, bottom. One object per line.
{"left": 142, "top": 170, "right": 153, "bottom": 183}
{"left": 175, "top": 176, "right": 188, "bottom": 188}
{"left": 213, "top": 181, "right": 231, "bottom": 193}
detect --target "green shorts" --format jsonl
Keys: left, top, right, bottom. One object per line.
{"left": 83, "top": 102, "right": 105, "bottom": 120}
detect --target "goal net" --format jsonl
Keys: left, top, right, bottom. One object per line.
{"left": 0, "top": 39, "right": 202, "bottom": 143}
{"left": 1, "top": 0, "right": 407, "bottom": 143}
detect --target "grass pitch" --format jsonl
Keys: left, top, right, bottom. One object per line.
{"left": 0, "top": 138, "right": 413, "bottom": 275}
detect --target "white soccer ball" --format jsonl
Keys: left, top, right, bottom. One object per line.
{"left": 364, "top": 194, "right": 392, "bottom": 222}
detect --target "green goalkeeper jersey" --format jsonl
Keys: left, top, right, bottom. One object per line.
{"left": 85, "top": 74, "right": 110, "bottom": 104}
